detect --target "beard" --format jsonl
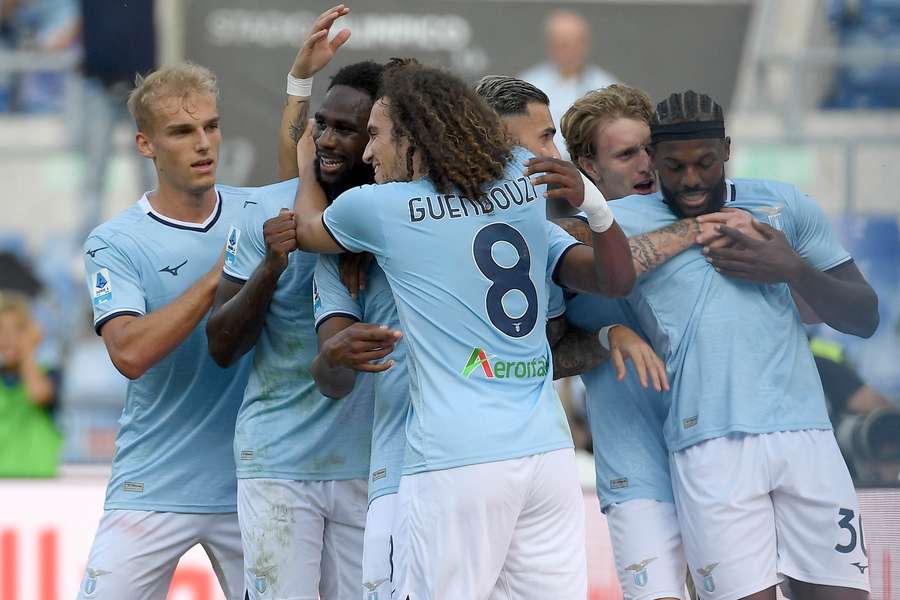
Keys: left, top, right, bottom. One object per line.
{"left": 659, "top": 175, "right": 727, "bottom": 218}
{"left": 315, "top": 160, "right": 376, "bottom": 203}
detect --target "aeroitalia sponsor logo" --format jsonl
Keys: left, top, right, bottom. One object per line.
{"left": 462, "top": 346, "right": 548, "bottom": 379}
{"left": 463, "top": 347, "right": 494, "bottom": 378}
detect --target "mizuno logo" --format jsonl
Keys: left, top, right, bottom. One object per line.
{"left": 851, "top": 562, "right": 869, "bottom": 574}
{"left": 243, "top": 200, "right": 258, "bottom": 208}
{"left": 85, "top": 246, "right": 108, "bottom": 258}
{"left": 159, "top": 259, "right": 188, "bottom": 276}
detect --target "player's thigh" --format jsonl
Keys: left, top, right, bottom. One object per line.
{"left": 606, "top": 498, "right": 687, "bottom": 600}
{"left": 76, "top": 510, "right": 195, "bottom": 600}
{"left": 671, "top": 435, "right": 781, "bottom": 600}
{"left": 768, "top": 430, "right": 871, "bottom": 596}
{"left": 320, "top": 479, "right": 367, "bottom": 600}
{"left": 198, "top": 512, "right": 245, "bottom": 600}
{"left": 394, "top": 460, "right": 528, "bottom": 600}
{"left": 238, "top": 478, "right": 328, "bottom": 600}
{"left": 361, "top": 493, "right": 398, "bottom": 598}
{"left": 497, "top": 448, "right": 586, "bottom": 600}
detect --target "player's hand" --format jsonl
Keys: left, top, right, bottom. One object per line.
{"left": 703, "top": 220, "right": 804, "bottom": 283}
{"left": 696, "top": 208, "right": 765, "bottom": 249}
{"left": 340, "top": 252, "right": 373, "bottom": 298}
{"left": 524, "top": 157, "right": 585, "bottom": 207}
{"left": 322, "top": 323, "right": 402, "bottom": 373}
{"left": 296, "top": 118, "right": 318, "bottom": 176}
{"left": 263, "top": 209, "right": 298, "bottom": 274}
{"left": 290, "top": 5, "right": 351, "bottom": 79}
{"left": 608, "top": 325, "right": 670, "bottom": 392}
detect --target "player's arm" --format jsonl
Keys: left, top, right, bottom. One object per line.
{"left": 703, "top": 220, "right": 879, "bottom": 338}
{"left": 555, "top": 208, "right": 749, "bottom": 280}
{"left": 547, "top": 315, "right": 608, "bottom": 379}
{"left": 207, "top": 210, "right": 296, "bottom": 367}
{"left": 312, "top": 318, "right": 401, "bottom": 399}
{"left": 102, "top": 259, "right": 222, "bottom": 380}
{"left": 527, "top": 157, "right": 635, "bottom": 296}
{"left": 293, "top": 118, "right": 345, "bottom": 253}
{"left": 277, "top": 5, "right": 351, "bottom": 181}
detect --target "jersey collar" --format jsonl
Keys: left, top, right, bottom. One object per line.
{"left": 139, "top": 190, "right": 222, "bottom": 232}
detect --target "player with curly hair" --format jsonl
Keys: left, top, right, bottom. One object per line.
{"left": 291, "top": 60, "right": 634, "bottom": 599}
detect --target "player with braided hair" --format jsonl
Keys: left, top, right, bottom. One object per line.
{"left": 291, "top": 60, "right": 636, "bottom": 599}
{"left": 603, "top": 89, "right": 878, "bottom": 600}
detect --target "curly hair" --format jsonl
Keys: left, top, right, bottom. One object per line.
{"left": 560, "top": 84, "right": 653, "bottom": 165}
{"left": 378, "top": 60, "right": 513, "bottom": 201}
{"left": 328, "top": 60, "right": 383, "bottom": 100}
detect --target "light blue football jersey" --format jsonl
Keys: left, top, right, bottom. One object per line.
{"left": 611, "top": 179, "right": 851, "bottom": 451}
{"left": 83, "top": 188, "right": 252, "bottom": 513}
{"left": 313, "top": 255, "right": 408, "bottom": 504}
{"left": 222, "top": 179, "right": 372, "bottom": 481}
{"left": 322, "top": 149, "right": 580, "bottom": 474}
{"left": 563, "top": 290, "right": 674, "bottom": 511}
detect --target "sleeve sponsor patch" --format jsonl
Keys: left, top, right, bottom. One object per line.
{"left": 92, "top": 268, "right": 112, "bottom": 306}
{"left": 225, "top": 225, "right": 241, "bottom": 267}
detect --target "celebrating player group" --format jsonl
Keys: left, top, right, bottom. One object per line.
{"left": 77, "top": 4, "right": 879, "bottom": 600}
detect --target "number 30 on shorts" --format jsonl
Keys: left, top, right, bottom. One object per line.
{"left": 834, "top": 508, "right": 867, "bottom": 556}
{"left": 473, "top": 223, "right": 538, "bottom": 338}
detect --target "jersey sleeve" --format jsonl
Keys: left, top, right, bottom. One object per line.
{"left": 786, "top": 190, "right": 851, "bottom": 272}
{"left": 322, "top": 185, "right": 386, "bottom": 255}
{"left": 545, "top": 220, "right": 582, "bottom": 285}
{"left": 222, "top": 200, "right": 266, "bottom": 283}
{"left": 83, "top": 234, "right": 146, "bottom": 335}
{"left": 313, "top": 255, "right": 363, "bottom": 330}
{"left": 547, "top": 279, "right": 566, "bottom": 319}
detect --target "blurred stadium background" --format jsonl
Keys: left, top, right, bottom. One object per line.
{"left": 0, "top": 0, "right": 898, "bottom": 598}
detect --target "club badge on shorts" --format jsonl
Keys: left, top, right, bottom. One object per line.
{"left": 626, "top": 557, "right": 657, "bottom": 588}
{"left": 698, "top": 562, "right": 719, "bottom": 593}
{"left": 82, "top": 568, "right": 110, "bottom": 596}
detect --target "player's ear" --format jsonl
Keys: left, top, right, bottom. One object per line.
{"left": 722, "top": 137, "right": 731, "bottom": 162}
{"left": 136, "top": 131, "right": 155, "bottom": 159}
{"left": 577, "top": 155, "right": 601, "bottom": 184}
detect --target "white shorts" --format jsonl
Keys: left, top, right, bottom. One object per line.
{"left": 394, "top": 448, "right": 586, "bottom": 600}
{"left": 238, "top": 478, "right": 367, "bottom": 600}
{"left": 671, "top": 430, "right": 871, "bottom": 600}
{"left": 361, "top": 493, "right": 397, "bottom": 599}
{"left": 606, "top": 499, "right": 687, "bottom": 600}
{"left": 76, "top": 510, "right": 243, "bottom": 600}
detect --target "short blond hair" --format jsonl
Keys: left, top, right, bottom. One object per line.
{"left": 127, "top": 62, "right": 219, "bottom": 133}
{"left": 561, "top": 84, "right": 653, "bottom": 164}
{"left": 0, "top": 291, "right": 32, "bottom": 325}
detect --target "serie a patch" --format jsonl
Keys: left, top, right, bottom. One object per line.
{"left": 92, "top": 269, "right": 112, "bottom": 306}
{"left": 225, "top": 226, "right": 241, "bottom": 267}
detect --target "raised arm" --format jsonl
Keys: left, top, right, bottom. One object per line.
{"left": 312, "top": 319, "right": 401, "bottom": 399}
{"left": 294, "top": 119, "right": 345, "bottom": 252}
{"left": 207, "top": 210, "right": 296, "bottom": 366}
{"left": 526, "top": 157, "right": 635, "bottom": 296}
{"left": 102, "top": 259, "right": 222, "bottom": 379}
{"left": 277, "top": 5, "right": 351, "bottom": 180}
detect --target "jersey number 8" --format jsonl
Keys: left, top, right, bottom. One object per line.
{"left": 473, "top": 223, "right": 538, "bottom": 338}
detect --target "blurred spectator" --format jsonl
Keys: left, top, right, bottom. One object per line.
{"left": 0, "top": 0, "right": 80, "bottom": 113}
{"left": 77, "top": 0, "right": 156, "bottom": 240}
{"left": 519, "top": 10, "right": 617, "bottom": 158}
{"left": 0, "top": 291, "right": 62, "bottom": 477}
{"left": 811, "top": 335, "right": 900, "bottom": 484}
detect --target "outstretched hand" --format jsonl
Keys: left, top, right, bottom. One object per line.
{"left": 290, "top": 5, "right": 352, "bottom": 79}
{"left": 607, "top": 326, "right": 669, "bottom": 392}
{"left": 702, "top": 219, "right": 803, "bottom": 283}
{"left": 524, "top": 157, "right": 585, "bottom": 208}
